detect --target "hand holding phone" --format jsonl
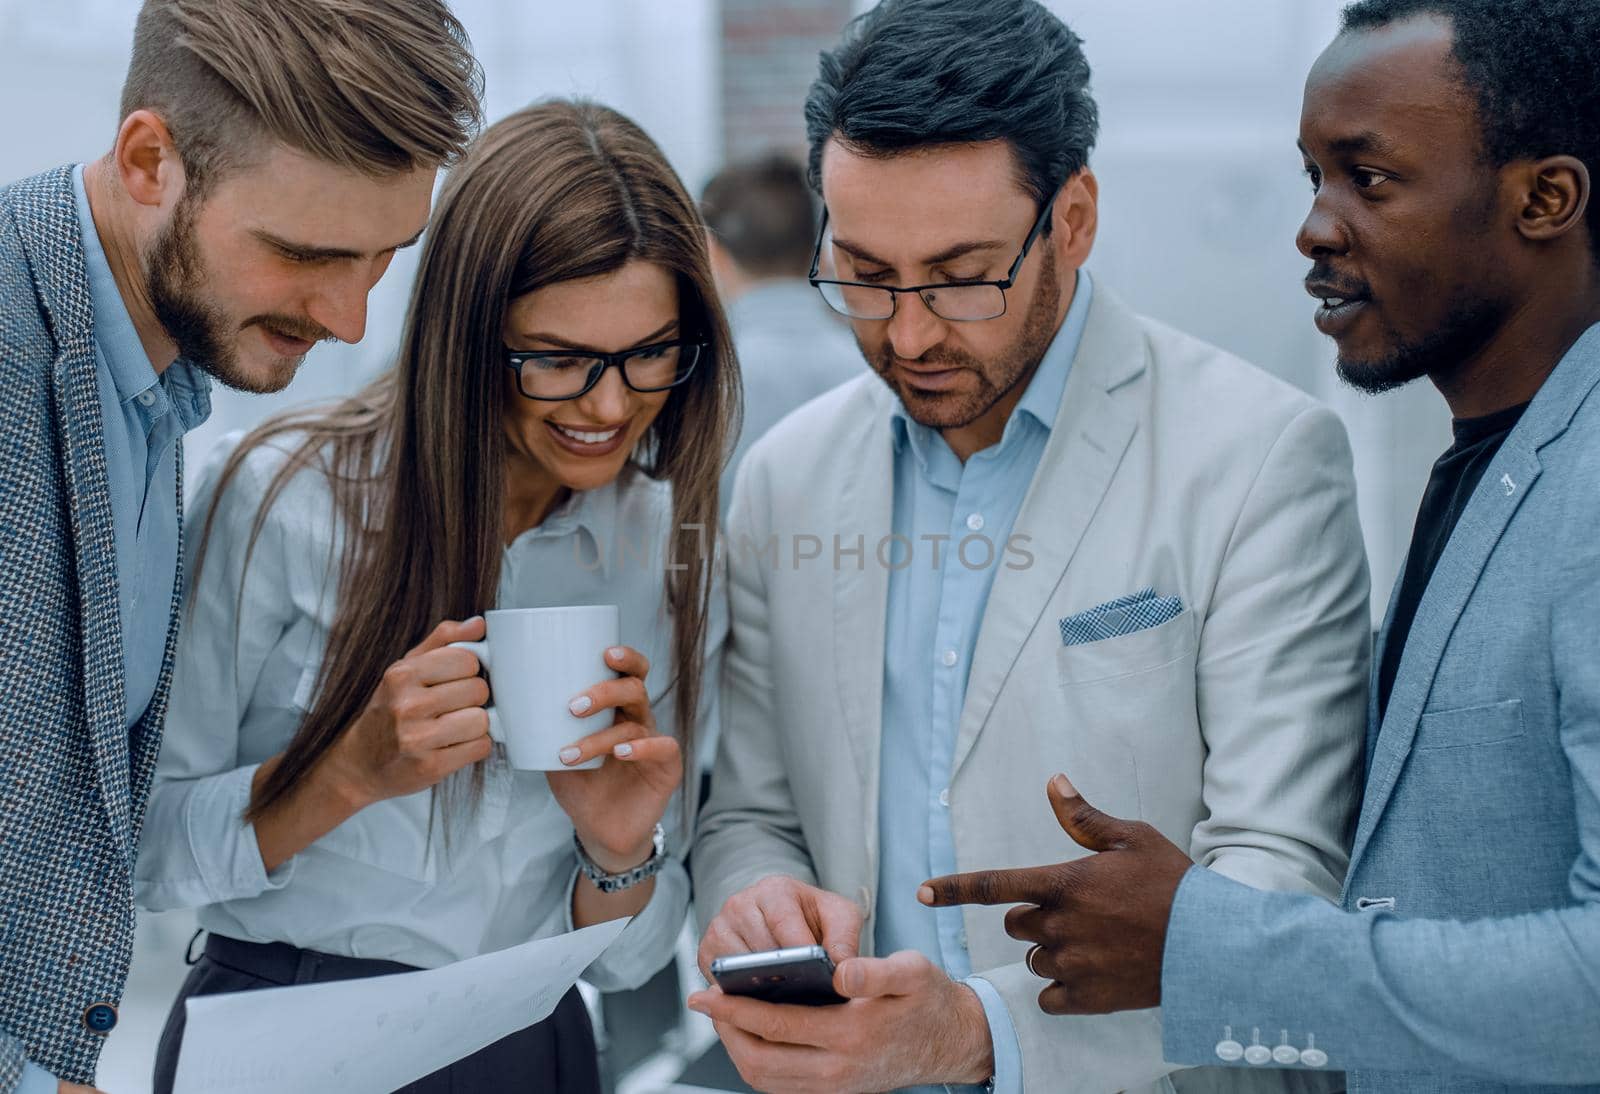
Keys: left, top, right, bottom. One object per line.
{"left": 696, "top": 876, "right": 865, "bottom": 985}
{"left": 709, "top": 944, "right": 848, "bottom": 1006}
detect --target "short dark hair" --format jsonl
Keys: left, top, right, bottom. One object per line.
{"left": 1341, "top": 0, "right": 1600, "bottom": 260}
{"left": 700, "top": 155, "right": 819, "bottom": 278}
{"left": 121, "top": 0, "right": 484, "bottom": 194}
{"left": 804, "top": 0, "right": 1097, "bottom": 213}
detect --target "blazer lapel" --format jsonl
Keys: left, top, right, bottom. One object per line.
{"left": 130, "top": 449, "right": 185, "bottom": 824}
{"left": 22, "top": 168, "right": 135, "bottom": 858}
{"left": 1364, "top": 558, "right": 1406, "bottom": 779}
{"left": 832, "top": 387, "right": 895, "bottom": 808}
{"left": 1349, "top": 325, "right": 1600, "bottom": 870}
{"left": 952, "top": 288, "right": 1144, "bottom": 776}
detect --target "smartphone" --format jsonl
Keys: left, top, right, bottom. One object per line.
{"left": 709, "top": 944, "right": 848, "bottom": 1006}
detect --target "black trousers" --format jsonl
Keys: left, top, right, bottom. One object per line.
{"left": 153, "top": 933, "right": 602, "bottom": 1094}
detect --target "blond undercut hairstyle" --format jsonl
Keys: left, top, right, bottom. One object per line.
{"left": 120, "top": 0, "right": 484, "bottom": 192}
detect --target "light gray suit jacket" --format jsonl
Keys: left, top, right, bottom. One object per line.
{"left": 1162, "top": 324, "right": 1600, "bottom": 1091}
{"left": 0, "top": 167, "right": 185, "bottom": 1090}
{"left": 695, "top": 284, "right": 1372, "bottom": 1092}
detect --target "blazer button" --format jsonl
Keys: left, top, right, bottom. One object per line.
{"left": 82, "top": 1002, "right": 118, "bottom": 1035}
{"left": 1214, "top": 1026, "right": 1244, "bottom": 1061}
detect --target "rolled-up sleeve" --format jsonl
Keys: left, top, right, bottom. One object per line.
{"left": 563, "top": 857, "right": 691, "bottom": 992}
{"left": 137, "top": 761, "right": 295, "bottom": 909}
{"left": 136, "top": 436, "right": 303, "bottom": 911}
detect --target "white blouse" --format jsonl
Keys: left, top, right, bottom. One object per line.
{"left": 135, "top": 431, "right": 722, "bottom": 989}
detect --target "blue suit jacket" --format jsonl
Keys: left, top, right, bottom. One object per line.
{"left": 1161, "top": 324, "right": 1600, "bottom": 1091}
{"left": 0, "top": 167, "right": 184, "bottom": 1088}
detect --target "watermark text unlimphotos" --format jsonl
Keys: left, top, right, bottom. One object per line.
{"left": 574, "top": 524, "right": 1036, "bottom": 574}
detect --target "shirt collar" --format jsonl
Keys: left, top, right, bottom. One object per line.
{"left": 74, "top": 165, "right": 158, "bottom": 406}
{"left": 72, "top": 165, "right": 213, "bottom": 432}
{"left": 891, "top": 268, "right": 1095, "bottom": 466}
{"left": 511, "top": 468, "right": 625, "bottom": 578}
{"left": 164, "top": 357, "right": 214, "bottom": 432}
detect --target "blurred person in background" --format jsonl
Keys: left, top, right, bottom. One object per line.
{"left": 687, "top": 0, "right": 1371, "bottom": 1092}
{"left": 135, "top": 99, "right": 737, "bottom": 1094}
{"left": 702, "top": 155, "right": 862, "bottom": 520}
{"left": 0, "top": 1, "right": 481, "bottom": 1091}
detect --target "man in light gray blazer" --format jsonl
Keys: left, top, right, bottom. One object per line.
{"left": 686, "top": 2, "right": 1371, "bottom": 1091}
{"left": 0, "top": 3, "right": 480, "bottom": 1090}
{"left": 925, "top": 1, "right": 1600, "bottom": 1090}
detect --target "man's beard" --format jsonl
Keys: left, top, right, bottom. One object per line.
{"left": 1336, "top": 291, "right": 1507, "bottom": 396}
{"left": 868, "top": 246, "right": 1063, "bottom": 430}
{"left": 145, "top": 197, "right": 324, "bottom": 394}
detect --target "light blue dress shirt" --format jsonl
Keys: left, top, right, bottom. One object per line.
{"left": 876, "top": 272, "right": 1092, "bottom": 1094}
{"left": 72, "top": 166, "right": 211, "bottom": 727}
{"left": 23, "top": 171, "right": 214, "bottom": 1094}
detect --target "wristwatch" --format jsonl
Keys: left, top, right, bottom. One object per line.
{"left": 574, "top": 824, "right": 667, "bottom": 893}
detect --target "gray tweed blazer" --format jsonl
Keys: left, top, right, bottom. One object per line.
{"left": 0, "top": 166, "right": 184, "bottom": 1089}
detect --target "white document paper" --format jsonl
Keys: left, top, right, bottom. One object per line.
{"left": 172, "top": 917, "right": 630, "bottom": 1094}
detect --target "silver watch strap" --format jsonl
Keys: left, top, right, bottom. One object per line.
{"left": 574, "top": 824, "right": 666, "bottom": 893}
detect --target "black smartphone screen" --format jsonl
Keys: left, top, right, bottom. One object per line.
{"left": 710, "top": 945, "right": 848, "bottom": 1006}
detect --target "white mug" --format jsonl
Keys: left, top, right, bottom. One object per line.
{"left": 450, "top": 605, "right": 620, "bottom": 771}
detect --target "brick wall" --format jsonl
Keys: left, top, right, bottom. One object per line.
{"left": 719, "top": 0, "right": 855, "bottom": 164}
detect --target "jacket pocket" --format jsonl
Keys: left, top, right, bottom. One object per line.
{"left": 1414, "top": 698, "right": 1524, "bottom": 750}
{"left": 1054, "top": 608, "right": 1197, "bottom": 686}
{"left": 1051, "top": 610, "right": 1204, "bottom": 829}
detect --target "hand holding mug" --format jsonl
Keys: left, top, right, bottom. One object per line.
{"left": 322, "top": 617, "right": 493, "bottom": 809}
{"left": 548, "top": 644, "right": 681, "bottom": 872}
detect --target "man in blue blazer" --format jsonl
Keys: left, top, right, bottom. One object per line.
{"left": 0, "top": 2, "right": 481, "bottom": 1090}
{"left": 923, "top": 0, "right": 1600, "bottom": 1089}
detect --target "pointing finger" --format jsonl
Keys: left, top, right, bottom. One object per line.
{"left": 918, "top": 865, "right": 1058, "bottom": 908}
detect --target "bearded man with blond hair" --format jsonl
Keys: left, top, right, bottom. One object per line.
{"left": 0, "top": 3, "right": 482, "bottom": 1089}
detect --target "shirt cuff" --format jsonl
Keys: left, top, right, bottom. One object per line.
{"left": 137, "top": 763, "right": 296, "bottom": 910}
{"left": 18, "top": 1061, "right": 57, "bottom": 1094}
{"left": 964, "top": 975, "right": 1022, "bottom": 1094}
{"left": 562, "top": 857, "right": 690, "bottom": 993}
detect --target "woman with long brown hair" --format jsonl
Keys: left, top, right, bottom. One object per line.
{"left": 136, "top": 99, "right": 738, "bottom": 1092}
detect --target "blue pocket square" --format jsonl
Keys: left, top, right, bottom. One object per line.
{"left": 1058, "top": 588, "right": 1184, "bottom": 647}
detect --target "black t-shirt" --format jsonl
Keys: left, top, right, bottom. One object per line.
{"left": 1376, "top": 401, "right": 1531, "bottom": 721}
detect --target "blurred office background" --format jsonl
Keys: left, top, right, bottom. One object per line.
{"left": 0, "top": 0, "right": 1449, "bottom": 1090}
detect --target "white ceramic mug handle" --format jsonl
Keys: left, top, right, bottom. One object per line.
{"left": 449, "top": 640, "right": 501, "bottom": 744}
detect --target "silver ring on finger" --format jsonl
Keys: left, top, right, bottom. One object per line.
{"left": 1025, "top": 944, "right": 1046, "bottom": 979}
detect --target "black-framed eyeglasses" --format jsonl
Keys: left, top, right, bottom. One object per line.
{"left": 807, "top": 195, "right": 1056, "bottom": 322}
{"left": 504, "top": 339, "right": 706, "bottom": 401}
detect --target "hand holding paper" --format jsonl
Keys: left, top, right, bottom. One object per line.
{"left": 173, "top": 918, "right": 629, "bottom": 1094}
